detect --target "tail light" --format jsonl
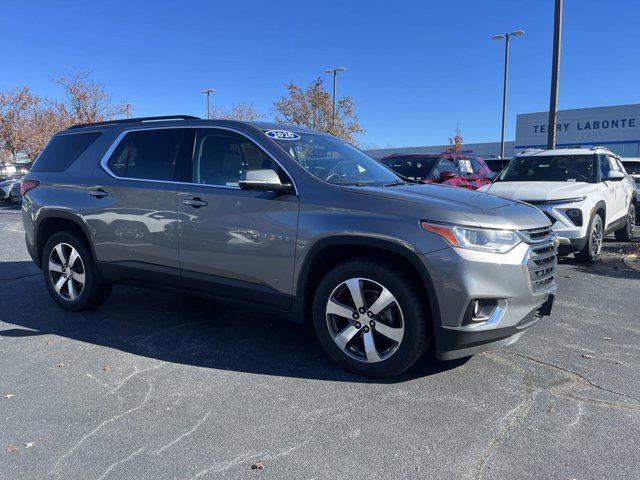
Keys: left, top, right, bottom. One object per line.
{"left": 20, "top": 180, "right": 39, "bottom": 196}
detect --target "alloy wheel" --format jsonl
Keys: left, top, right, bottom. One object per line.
{"left": 592, "top": 220, "right": 603, "bottom": 257}
{"left": 48, "top": 243, "right": 86, "bottom": 301}
{"left": 325, "top": 278, "right": 404, "bottom": 363}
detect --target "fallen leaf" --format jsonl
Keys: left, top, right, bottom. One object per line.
{"left": 46, "top": 339, "right": 59, "bottom": 345}
{"left": 581, "top": 354, "right": 593, "bottom": 359}
{"left": 603, "top": 337, "right": 611, "bottom": 341}
{"left": 103, "top": 365, "right": 112, "bottom": 372}
{"left": 23, "top": 442, "right": 35, "bottom": 448}
{"left": 547, "top": 407, "right": 554, "bottom": 413}
{"left": 564, "top": 275, "right": 572, "bottom": 278}
{"left": 4, "top": 445, "right": 17, "bottom": 452}
{"left": 251, "top": 461, "right": 264, "bottom": 470}
{"left": 55, "top": 363, "right": 64, "bottom": 368}
{"left": 4, "top": 394, "right": 14, "bottom": 399}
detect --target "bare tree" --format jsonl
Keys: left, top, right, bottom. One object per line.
{"left": 53, "top": 71, "right": 125, "bottom": 125}
{"left": 212, "top": 102, "right": 264, "bottom": 121}
{"left": 273, "top": 78, "right": 363, "bottom": 144}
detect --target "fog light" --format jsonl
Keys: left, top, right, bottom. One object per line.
{"left": 465, "top": 299, "right": 499, "bottom": 325}
{"left": 564, "top": 208, "right": 583, "bottom": 226}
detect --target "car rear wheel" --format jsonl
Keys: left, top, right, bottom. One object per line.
{"left": 42, "top": 232, "right": 112, "bottom": 311}
{"left": 312, "top": 259, "right": 431, "bottom": 377}
{"left": 576, "top": 214, "right": 603, "bottom": 263}
{"left": 614, "top": 203, "right": 636, "bottom": 241}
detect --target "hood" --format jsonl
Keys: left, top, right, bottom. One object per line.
{"left": 480, "top": 181, "right": 597, "bottom": 202}
{"left": 345, "top": 183, "right": 550, "bottom": 230}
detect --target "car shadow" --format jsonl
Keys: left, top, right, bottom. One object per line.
{"left": 0, "top": 261, "right": 468, "bottom": 384}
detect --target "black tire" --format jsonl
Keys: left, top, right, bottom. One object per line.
{"left": 614, "top": 203, "right": 636, "bottom": 241}
{"left": 42, "top": 231, "right": 111, "bottom": 311}
{"left": 312, "top": 258, "right": 431, "bottom": 377}
{"left": 575, "top": 214, "right": 603, "bottom": 263}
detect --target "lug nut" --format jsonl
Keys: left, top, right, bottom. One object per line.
{"left": 366, "top": 311, "right": 373, "bottom": 317}
{"left": 358, "top": 307, "right": 365, "bottom": 314}
{"left": 363, "top": 326, "right": 370, "bottom": 332}
{"left": 355, "top": 322, "right": 361, "bottom": 329}
{"left": 370, "top": 320, "right": 375, "bottom": 327}
{"left": 352, "top": 313, "right": 359, "bottom": 320}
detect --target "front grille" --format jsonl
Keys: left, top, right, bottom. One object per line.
{"left": 527, "top": 241, "right": 557, "bottom": 292}
{"left": 519, "top": 226, "right": 553, "bottom": 243}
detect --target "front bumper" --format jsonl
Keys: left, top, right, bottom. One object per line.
{"left": 421, "top": 238, "right": 558, "bottom": 360}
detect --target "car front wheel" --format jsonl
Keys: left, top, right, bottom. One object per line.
{"left": 614, "top": 203, "right": 636, "bottom": 241}
{"left": 576, "top": 214, "right": 603, "bottom": 263}
{"left": 312, "top": 259, "right": 431, "bottom": 377}
{"left": 42, "top": 232, "right": 112, "bottom": 311}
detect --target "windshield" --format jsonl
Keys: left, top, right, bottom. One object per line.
{"left": 381, "top": 156, "right": 438, "bottom": 180}
{"left": 270, "top": 131, "right": 401, "bottom": 186}
{"left": 496, "top": 155, "right": 596, "bottom": 183}
{"left": 623, "top": 162, "right": 640, "bottom": 175}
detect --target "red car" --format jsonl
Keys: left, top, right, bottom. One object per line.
{"left": 380, "top": 152, "right": 494, "bottom": 189}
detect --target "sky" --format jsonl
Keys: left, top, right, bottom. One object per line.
{"left": 1, "top": 0, "right": 639, "bottom": 148}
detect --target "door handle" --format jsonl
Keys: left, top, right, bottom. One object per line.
{"left": 182, "top": 197, "right": 208, "bottom": 208}
{"left": 89, "top": 189, "right": 108, "bottom": 198}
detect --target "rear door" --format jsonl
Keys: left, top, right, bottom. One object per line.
{"left": 84, "top": 128, "right": 191, "bottom": 281}
{"left": 175, "top": 127, "right": 299, "bottom": 308}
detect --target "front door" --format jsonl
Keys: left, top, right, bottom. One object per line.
{"left": 176, "top": 128, "right": 299, "bottom": 309}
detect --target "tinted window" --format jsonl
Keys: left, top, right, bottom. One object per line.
{"left": 32, "top": 132, "right": 101, "bottom": 172}
{"left": 106, "top": 129, "right": 184, "bottom": 181}
{"left": 622, "top": 162, "right": 640, "bottom": 175}
{"left": 598, "top": 155, "right": 612, "bottom": 178}
{"left": 192, "top": 129, "right": 284, "bottom": 187}
{"left": 433, "top": 157, "right": 459, "bottom": 178}
{"left": 497, "top": 155, "right": 596, "bottom": 183}
{"left": 381, "top": 157, "right": 437, "bottom": 180}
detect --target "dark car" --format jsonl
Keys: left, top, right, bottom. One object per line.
{"left": 485, "top": 157, "right": 511, "bottom": 174}
{"left": 381, "top": 152, "right": 493, "bottom": 189}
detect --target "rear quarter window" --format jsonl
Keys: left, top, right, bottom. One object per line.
{"left": 31, "top": 132, "right": 102, "bottom": 172}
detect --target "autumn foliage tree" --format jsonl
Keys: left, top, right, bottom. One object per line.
{"left": 447, "top": 127, "right": 464, "bottom": 152}
{"left": 273, "top": 78, "right": 363, "bottom": 144}
{"left": 0, "top": 71, "right": 125, "bottom": 162}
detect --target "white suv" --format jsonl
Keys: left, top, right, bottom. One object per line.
{"left": 479, "top": 147, "right": 636, "bottom": 262}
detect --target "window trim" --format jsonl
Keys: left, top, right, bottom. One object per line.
{"left": 100, "top": 125, "right": 299, "bottom": 195}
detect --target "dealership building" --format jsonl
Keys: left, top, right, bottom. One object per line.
{"left": 366, "top": 103, "right": 640, "bottom": 159}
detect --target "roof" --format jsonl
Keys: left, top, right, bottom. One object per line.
{"left": 516, "top": 146, "right": 616, "bottom": 157}
{"left": 381, "top": 152, "right": 485, "bottom": 160}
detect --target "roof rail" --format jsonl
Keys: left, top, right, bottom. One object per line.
{"left": 590, "top": 145, "right": 611, "bottom": 151}
{"left": 67, "top": 115, "right": 200, "bottom": 130}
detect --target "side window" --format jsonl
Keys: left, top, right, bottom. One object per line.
{"left": 106, "top": 129, "right": 185, "bottom": 181}
{"left": 32, "top": 132, "right": 102, "bottom": 172}
{"left": 191, "top": 129, "right": 284, "bottom": 187}
{"left": 599, "top": 155, "right": 612, "bottom": 179}
{"left": 608, "top": 156, "right": 621, "bottom": 172}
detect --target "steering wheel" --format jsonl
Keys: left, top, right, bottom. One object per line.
{"left": 324, "top": 161, "right": 354, "bottom": 182}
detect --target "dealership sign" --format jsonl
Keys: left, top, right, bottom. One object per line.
{"left": 515, "top": 104, "right": 640, "bottom": 148}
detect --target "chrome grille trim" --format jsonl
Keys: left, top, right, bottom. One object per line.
{"left": 527, "top": 240, "right": 558, "bottom": 292}
{"left": 518, "top": 226, "right": 553, "bottom": 244}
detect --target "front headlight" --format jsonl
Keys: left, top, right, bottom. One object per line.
{"left": 420, "top": 222, "right": 521, "bottom": 254}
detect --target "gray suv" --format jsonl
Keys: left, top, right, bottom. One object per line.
{"left": 21, "top": 116, "right": 557, "bottom": 377}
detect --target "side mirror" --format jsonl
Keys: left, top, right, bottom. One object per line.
{"left": 605, "top": 171, "right": 625, "bottom": 181}
{"left": 239, "top": 169, "right": 293, "bottom": 193}
{"left": 439, "top": 171, "right": 456, "bottom": 182}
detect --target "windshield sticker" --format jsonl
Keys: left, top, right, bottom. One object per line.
{"left": 459, "top": 159, "right": 473, "bottom": 173}
{"left": 265, "top": 130, "right": 300, "bottom": 140}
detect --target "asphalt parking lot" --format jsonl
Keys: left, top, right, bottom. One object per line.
{"left": 1, "top": 203, "right": 639, "bottom": 480}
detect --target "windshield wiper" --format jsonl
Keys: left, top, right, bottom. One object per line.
{"left": 382, "top": 179, "right": 408, "bottom": 187}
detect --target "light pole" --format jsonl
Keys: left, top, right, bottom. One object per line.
{"left": 491, "top": 30, "right": 524, "bottom": 159}
{"left": 123, "top": 103, "right": 132, "bottom": 119}
{"left": 325, "top": 67, "right": 346, "bottom": 125}
{"left": 201, "top": 88, "right": 215, "bottom": 119}
{"left": 547, "top": 0, "right": 563, "bottom": 149}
